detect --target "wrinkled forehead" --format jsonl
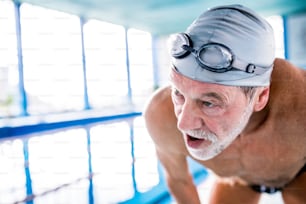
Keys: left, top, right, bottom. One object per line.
{"left": 170, "top": 68, "right": 239, "bottom": 95}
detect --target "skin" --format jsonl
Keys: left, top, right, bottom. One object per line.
{"left": 143, "top": 58, "right": 306, "bottom": 204}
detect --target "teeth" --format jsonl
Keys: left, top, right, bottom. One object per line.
{"left": 186, "top": 132, "right": 201, "bottom": 138}
{"left": 189, "top": 135, "right": 201, "bottom": 141}
{"left": 185, "top": 131, "right": 217, "bottom": 143}
{"left": 188, "top": 135, "right": 201, "bottom": 139}
{"left": 187, "top": 132, "right": 205, "bottom": 140}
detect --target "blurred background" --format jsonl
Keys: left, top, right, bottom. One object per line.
{"left": 0, "top": 0, "right": 305, "bottom": 203}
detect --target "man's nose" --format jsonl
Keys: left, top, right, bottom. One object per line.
{"left": 177, "top": 101, "right": 204, "bottom": 131}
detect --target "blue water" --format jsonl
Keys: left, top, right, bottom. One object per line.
{"left": 0, "top": 116, "right": 207, "bottom": 204}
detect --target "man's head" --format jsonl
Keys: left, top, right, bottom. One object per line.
{"left": 169, "top": 4, "right": 275, "bottom": 86}
{"left": 169, "top": 5, "right": 272, "bottom": 160}
{"left": 170, "top": 70, "right": 269, "bottom": 161}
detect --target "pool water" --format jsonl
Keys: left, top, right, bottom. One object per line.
{"left": 1, "top": 117, "right": 159, "bottom": 204}
{"left": 0, "top": 116, "right": 207, "bottom": 204}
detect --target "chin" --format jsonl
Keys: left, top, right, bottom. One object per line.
{"left": 187, "top": 139, "right": 232, "bottom": 161}
{"left": 188, "top": 148, "right": 221, "bottom": 161}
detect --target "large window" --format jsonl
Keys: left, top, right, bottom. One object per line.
{"left": 83, "top": 20, "right": 128, "bottom": 109}
{"left": 0, "top": 0, "right": 21, "bottom": 117}
{"left": 266, "top": 15, "right": 285, "bottom": 59}
{"left": 0, "top": 1, "right": 286, "bottom": 119}
{"left": 128, "top": 29, "right": 154, "bottom": 107}
{"left": 20, "top": 4, "right": 85, "bottom": 115}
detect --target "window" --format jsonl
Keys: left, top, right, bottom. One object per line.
{"left": 128, "top": 29, "right": 154, "bottom": 107}
{"left": 0, "top": 0, "right": 20, "bottom": 117}
{"left": 266, "top": 15, "right": 285, "bottom": 58}
{"left": 0, "top": 2, "right": 286, "bottom": 118}
{"left": 83, "top": 20, "right": 129, "bottom": 109}
{"left": 20, "top": 4, "right": 85, "bottom": 115}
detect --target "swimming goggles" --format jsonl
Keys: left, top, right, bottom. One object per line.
{"left": 169, "top": 33, "right": 269, "bottom": 74}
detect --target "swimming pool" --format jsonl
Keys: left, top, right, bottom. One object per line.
{"left": 0, "top": 114, "right": 207, "bottom": 204}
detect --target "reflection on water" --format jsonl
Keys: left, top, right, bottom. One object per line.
{"left": 0, "top": 116, "right": 160, "bottom": 204}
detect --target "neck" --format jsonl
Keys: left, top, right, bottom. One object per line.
{"left": 243, "top": 105, "right": 269, "bottom": 134}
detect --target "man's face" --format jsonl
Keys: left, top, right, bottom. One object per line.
{"left": 170, "top": 70, "right": 255, "bottom": 160}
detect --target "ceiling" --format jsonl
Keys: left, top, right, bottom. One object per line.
{"left": 17, "top": 0, "right": 306, "bottom": 36}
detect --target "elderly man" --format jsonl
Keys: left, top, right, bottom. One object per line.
{"left": 144, "top": 4, "right": 306, "bottom": 204}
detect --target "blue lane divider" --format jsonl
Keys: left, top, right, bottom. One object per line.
{"left": 0, "top": 112, "right": 141, "bottom": 138}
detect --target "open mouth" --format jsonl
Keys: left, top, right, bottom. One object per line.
{"left": 188, "top": 135, "right": 201, "bottom": 141}
{"left": 186, "top": 134, "right": 205, "bottom": 148}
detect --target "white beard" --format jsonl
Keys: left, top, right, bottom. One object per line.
{"left": 184, "top": 100, "right": 254, "bottom": 161}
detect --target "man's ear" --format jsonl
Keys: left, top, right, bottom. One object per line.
{"left": 253, "top": 87, "right": 270, "bottom": 112}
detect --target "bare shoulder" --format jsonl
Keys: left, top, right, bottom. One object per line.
{"left": 144, "top": 86, "right": 173, "bottom": 117}
{"left": 143, "top": 85, "right": 176, "bottom": 138}
{"left": 272, "top": 58, "right": 306, "bottom": 88}
{"left": 143, "top": 86, "right": 187, "bottom": 154}
{"left": 268, "top": 58, "right": 306, "bottom": 165}
{"left": 270, "top": 58, "right": 306, "bottom": 114}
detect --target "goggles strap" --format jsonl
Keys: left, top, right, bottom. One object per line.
{"left": 232, "top": 59, "right": 268, "bottom": 74}
{"left": 182, "top": 45, "right": 195, "bottom": 53}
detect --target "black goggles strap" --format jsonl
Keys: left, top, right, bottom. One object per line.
{"left": 232, "top": 59, "right": 269, "bottom": 74}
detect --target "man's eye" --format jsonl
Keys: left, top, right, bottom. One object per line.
{"left": 174, "top": 89, "right": 181, "bottom": 96}
{"left": 172, "top": 88, "right": 181, "bottom": 96}
{"left": 203, "top": 101, "right": 214, "bottom": 107}
{"left": 172, "top": 89, "right": 184, "bottom": 102}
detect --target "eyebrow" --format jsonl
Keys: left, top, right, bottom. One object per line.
{"left": 171, "top": 85, "right": 226, "bottom": 102}
{"left": 201, "top": 92, "right": 225, "bottom": 102}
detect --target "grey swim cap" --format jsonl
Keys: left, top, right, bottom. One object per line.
{"left": 171, "top": 4, "right": 275, "bottom": 86}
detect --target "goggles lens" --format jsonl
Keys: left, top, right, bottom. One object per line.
{"left": 170, "top": 33, "right": 269, "bottom": 75}
{"left": 168, "top": 33, "right": 190, "bottom": 58}
{"left": 198, "top": 44, "right": 232, "bottom": 69}
{"left": 170, "top": 33, "right": 234, "bottom": 73}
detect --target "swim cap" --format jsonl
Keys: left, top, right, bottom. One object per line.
{"left": 171, "top": 4, "right": 275, "bottom": 86}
